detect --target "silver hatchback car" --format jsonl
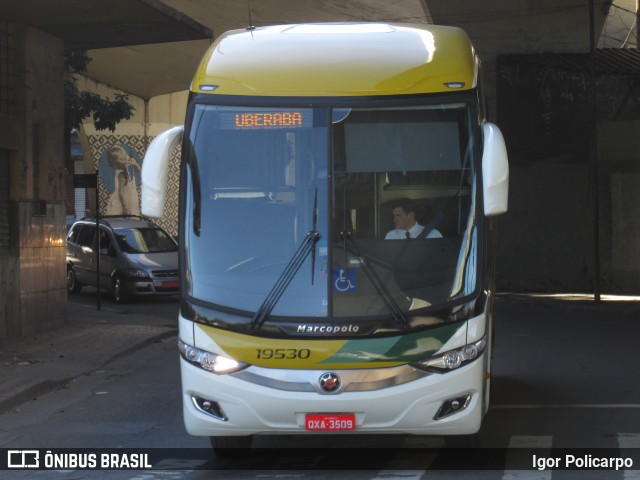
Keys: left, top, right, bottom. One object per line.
{"left": 66, "top": 216, "right": 179, "bottom": 303}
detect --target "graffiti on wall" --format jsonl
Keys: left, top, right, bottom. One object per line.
{"left": 98, "top": 144, "right": 142, "bottom": 216}
{"left": 88, "top": 134, "right": 180, "bottom": 236}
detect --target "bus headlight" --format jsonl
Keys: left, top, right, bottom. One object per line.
{"left": 178, "top": 338, "right": 248, "bottom": 374}
{"left": 411, "top": 337, "right": 487, "bottom": 373}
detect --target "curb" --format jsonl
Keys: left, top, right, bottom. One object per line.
{"left": 496, "top": 293, "right": 640, "bottom": 316}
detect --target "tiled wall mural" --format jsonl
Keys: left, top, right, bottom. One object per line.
{"left": 87, "top": 135, "right": 181, "bottom": 236}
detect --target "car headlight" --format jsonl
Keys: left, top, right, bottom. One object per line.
{"left": 178, "top": 338, "right": 248, "bottom": 374}
{"left": 411, "top": 337, "right": 487, "bottom": 373}
{"left": 126, "top": 268, "right": 150, "bottom": 279}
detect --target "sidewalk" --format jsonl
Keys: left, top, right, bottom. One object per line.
{"left": 0, "top": 302, "right": 177, "bottom": 415}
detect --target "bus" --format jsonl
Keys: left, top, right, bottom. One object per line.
{"left": 141, "top": 22, "right": 509, "bottom": 453}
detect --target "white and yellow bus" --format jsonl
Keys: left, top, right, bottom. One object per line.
{"left": 141, "top": 23, "right": 509, "bottom": 453}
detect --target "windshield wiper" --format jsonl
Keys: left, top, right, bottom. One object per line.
{"left": 250, "top": 190, "right": 321, "bottom": 331}
{"left": 341, "top": 232, "right": 409, "bottom": 329}
{"left": 310, "top": 189, "right": 318, "bottom": 285}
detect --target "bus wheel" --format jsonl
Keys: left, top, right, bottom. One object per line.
{"left": 209, "top": 436, "right": 252, "bottom": 458}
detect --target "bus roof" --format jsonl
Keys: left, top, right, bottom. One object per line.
{"left": 191, "top": 23, "right": 478, "bottom": 97}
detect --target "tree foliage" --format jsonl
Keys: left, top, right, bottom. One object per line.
{"left": 64, "top": 50, "right": 135, "bottom": 132}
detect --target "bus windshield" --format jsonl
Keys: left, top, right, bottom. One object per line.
{"left": 183, "top": 102, "right": 479, "bottom": 321}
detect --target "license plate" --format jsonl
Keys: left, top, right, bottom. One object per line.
{"left": 305, "top": 413, "right": 356, "bottom": 431}
{"left": 160, "top": 280, "right": 179, "bottom": 288}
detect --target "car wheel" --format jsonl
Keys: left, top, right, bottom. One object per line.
{"left": 113, "top": 274, "right": 129, "bottom": 304}
{"left": 209, "top": 436, "right": 252, "bottom": 458}
{"left": 66, "top": 266, "right": 83, "bottom": 294}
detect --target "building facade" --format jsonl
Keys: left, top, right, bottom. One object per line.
{"left": 0, "top": 21, "right": 67, "bottom": 338}
{"left": 0, "top": 0, "right": 210, "bottom": 339}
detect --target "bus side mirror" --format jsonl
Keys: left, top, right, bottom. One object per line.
{"left": 482, "top": 122, "right": 509, "bottom": 216}
{"left": 141, "top": 126, "right": 184, "bottom": 218}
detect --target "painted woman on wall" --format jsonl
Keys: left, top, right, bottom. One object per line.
{"left": 100, "top": 144, "right": 142, "bottom": 216}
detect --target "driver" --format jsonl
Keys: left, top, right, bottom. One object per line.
{"left": 384, "top": 199, "right": 442, "bottom": 240}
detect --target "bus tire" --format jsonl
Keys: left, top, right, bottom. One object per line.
{"left": 210, "top": 435, "right": 252, "bottom": 458}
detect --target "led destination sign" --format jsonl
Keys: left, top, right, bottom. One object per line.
{"left": 206, "top": 106, "right": 314, "bottom": 130}
{"left": 235, "top": 112, "right": 304, "bottom": 129}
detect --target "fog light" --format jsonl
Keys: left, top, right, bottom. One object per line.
{"left": 434, "top": 394, "right": 472, "bottom": 420}
{"left": 192, "top": 396, "right": 228, "bottom": 421}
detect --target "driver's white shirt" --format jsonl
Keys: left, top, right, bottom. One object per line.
{"left": 384, "top": 223, "right": 442, "bottom": 240}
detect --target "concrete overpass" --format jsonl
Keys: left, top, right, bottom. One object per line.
{"left": 82, "top": 0, "right": 612, "bottom": 101}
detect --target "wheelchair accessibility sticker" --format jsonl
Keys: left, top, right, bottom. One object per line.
{"left": 333, "top": 268, "right": 358, "bottom": 293}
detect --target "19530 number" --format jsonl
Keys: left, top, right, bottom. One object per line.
{"left": 256, "top": 348, "right": 311, "bottom": 360}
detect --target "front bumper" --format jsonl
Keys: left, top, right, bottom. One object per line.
{"left": 127, "top": 277, "right": 179, "bottom": 296}
{"left": 181, "top": 351, "right": 485, "bottom": 437}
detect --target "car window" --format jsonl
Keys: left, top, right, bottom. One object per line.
{"left": 67, "top": 224, "right": 83, "bottom": 244}
{"left": 114, "top": 227, "right": 177, "bottom": 254}
{"left": 76, "top": 225, "right": 96, "bottom": 248}
{"left": 98, "top": 228, "right": 112, "bottom": 252}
